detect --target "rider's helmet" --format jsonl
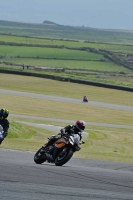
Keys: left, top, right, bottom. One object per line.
{"left": 75, "top": 120, "right": 85, "bottom": 131}
{"left": 0, "top": 108, "right": 9, "bottom": 120}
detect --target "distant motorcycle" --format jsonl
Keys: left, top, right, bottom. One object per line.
{"left": 34, "top": 134, "right": 85, "bottom": 166}
{"left": 83, "top": 96, "right": 88, "bottom": 102}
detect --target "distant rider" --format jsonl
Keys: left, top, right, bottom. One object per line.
{"left": 83, "top": 96, "right": 88, "bottom": 102}
{"left": 0, "top": 108, "right": 9, "bottom": 144}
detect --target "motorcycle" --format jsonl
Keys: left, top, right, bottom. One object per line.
{"left": 83, "top": 99, "right": 88, "bottom": 102}
{"left": 34, "top": 134, "right": 85, "bottom": 166}
{"left": 83, "top": 96, "right": 88, "bottom": 102}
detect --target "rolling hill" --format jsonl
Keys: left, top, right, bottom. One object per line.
{"left": 0, "top": 20, "right": 133, "bottom": 44}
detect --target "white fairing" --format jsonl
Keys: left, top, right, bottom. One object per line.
{"left": 0, "top": 125, "right": 4, "bottom": 139}
{"left": 69, "top": 136, "right": 74, "bottom": 143}
{"left": 73, "top": 134, "right": 80, "bottom": 145}
{"left": 0, "top": 125, "right": 3, "bottom": 132}
{"left": 0, "top": 132, "right": 4, "bottom": 139}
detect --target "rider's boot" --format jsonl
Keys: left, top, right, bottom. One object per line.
{"left": 43, "top": 135, "right": 56, "bottom": 148}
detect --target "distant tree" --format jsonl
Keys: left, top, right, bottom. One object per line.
{"left": 43, "top": 20, "right": 56, "bottom": 25}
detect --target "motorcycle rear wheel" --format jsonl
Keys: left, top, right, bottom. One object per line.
{"left": 34, "top": 147, "right": 47, "bottom": 164}
{"left": 55, "top": 149, "right": 73, "bottom": 166}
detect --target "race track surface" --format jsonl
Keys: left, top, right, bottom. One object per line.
{"left": 0, "top": 149, "right": 133, "bottom": 200}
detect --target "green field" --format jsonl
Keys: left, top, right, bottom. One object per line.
{"left": 0, "top": 45, "right": 104, "bottom": 60}
{"left": 1, "top": 58, "right": 129, "bottom": 72}
{"left": 0, "top": 34, "right": 133, "bottom": 87}
{"left": 1, "top": 34, "right": 133, "bottom": 54}
{"left": 1, "top": 20, "right": 133, "bottom": 44}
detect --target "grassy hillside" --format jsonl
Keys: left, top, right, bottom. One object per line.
{"left": 1, "top": 20, "right": 133, "bottom": 44}
{"left": 0, "top": 22, "right": 133, "bottom": 87}
{"left": 0, "top": 33, "right": 133, "bottom": 87}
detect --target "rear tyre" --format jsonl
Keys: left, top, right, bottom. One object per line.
{"left": 34, "top": 147, "right": 47, "bottom": 164}
{"left": 55, "top": 149, "right": 73, "bottom": 166}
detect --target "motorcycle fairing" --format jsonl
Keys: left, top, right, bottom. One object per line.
{"left": 55, "top": 138, "right": 66, "bottom": 148}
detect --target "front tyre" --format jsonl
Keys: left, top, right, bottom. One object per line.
{"left": 34, "top": 147, "right": 47, "bottom": 164}
{"left": 55, "top": 149, "right": 73, "bottom": 166}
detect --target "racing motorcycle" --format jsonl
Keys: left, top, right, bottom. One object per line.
{"left": 34, "top": 133, "right": 85, "bottom": 166}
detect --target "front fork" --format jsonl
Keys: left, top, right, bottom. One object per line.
{"left": 52, "top": 146, "right": 68, "bottom": 159}
{"left": 59, "top": 147, "right": 69, "bottom": 156}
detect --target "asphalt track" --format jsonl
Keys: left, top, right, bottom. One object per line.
{"left": 0, "top": 89, "right": 133, "bottom": 199}
{"left": 0, "top": 149, "right": 133, "bottom": 200}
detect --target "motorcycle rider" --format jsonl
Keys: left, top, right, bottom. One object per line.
{"left": 0, "top": 108, "right": 9, "bottom": 144}
{"left": 60, "top": 120, "right": 85, "bottom": 140}
{"left": 43, "top": 120, "right": 86, "bottom": 160}
{"left": 83, "top": 95, "right": 88, "bottom": 102}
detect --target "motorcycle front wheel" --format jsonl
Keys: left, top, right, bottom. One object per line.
{"left": 34, "top": 147, "right": 47, "bottom": 164}
{"left": 54, "top": 149, "right": 73, "bottom": 166}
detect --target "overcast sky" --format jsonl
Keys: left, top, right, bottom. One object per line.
{"left": 0, "top": 0, "right": 133, "bottom": 30}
